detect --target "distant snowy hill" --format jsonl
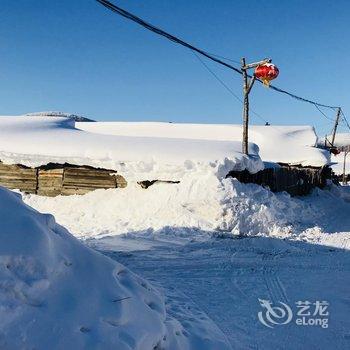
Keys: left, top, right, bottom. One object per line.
{"left": 25, "top": 111, "right": 95, "bottom": 122}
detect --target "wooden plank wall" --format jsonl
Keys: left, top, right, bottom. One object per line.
{"left": 0, "top": 161, "right": 334, "bottom": 197}
{"left": 0, "top": 162, "right": 127, "bottom": 197}
{"left": 227, "top": 164, "right": 333, "bottom": 196}
{"left": 0, "top": 163, "right": 37, "bottom": 193}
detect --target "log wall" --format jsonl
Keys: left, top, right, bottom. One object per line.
{"left": 227, "top": 164, "right": 333, "bottom": 196}
{"left": 0, "top": 163, "right": 37, "bottom": 194}
{"left": 0, "top": 162, "right": 127, "bottom": 197}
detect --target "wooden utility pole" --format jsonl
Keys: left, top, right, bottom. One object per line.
{"left": 241, "top": 58, "right": 249, "bottom": 155}
{"left": 241, "top": 57, "right": 271, "bottom": 155}
{"left": 343, "top": 150, "right": 348, "bottom": 185}
{"left": 340, "top": 145, "right": 350, "bottom": 185}
{"left": 330, "top": 108, "right": 341, "bottom": 146}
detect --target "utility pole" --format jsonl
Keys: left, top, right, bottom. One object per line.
{"left": 241, "top": 57, "right": 272, "bottom": 155}
{"left": 341, "top": 146, "right": 349, "bottom": 185}
{"left": 330, "top": 108, "right": 341, "bottom": 147}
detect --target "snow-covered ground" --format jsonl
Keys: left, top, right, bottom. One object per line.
{"left": 88, "top": 230, "right": 350, "bottom": 350}
{"left": 0, "top": 186, "right": 231, "bottom": 350}
{"left": 14, "top": 181, "right": 350, "bottom": 350}
{"left": 1, "top": 115, "right": 349, "bottom": 349}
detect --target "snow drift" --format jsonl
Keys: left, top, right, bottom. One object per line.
{"left": 0, "top": 186, "right": 230, "bottom": 349}
{"left": 23, "top": 174, "right": 350, "bottom": 250}
{"left": 0, "top": 187, "right": 166, "bottom": 349}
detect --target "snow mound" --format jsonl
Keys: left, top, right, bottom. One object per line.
{"left": 0, "top": 187, "right": 166, "bottom": 349}
{"left": 77, "top": 121, "right": 330, "bottom": 167}
{"left": 0, "top": 117, "right": 262, "bottom": 181}
{"left": 23, "top": 170, "right": 350, "bottom": 249}
{"left": 0, "top": 186, "right": 230, "bottom": 349}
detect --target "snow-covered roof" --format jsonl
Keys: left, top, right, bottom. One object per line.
{"left": 317, "top": 133, "right": 350, "bottom": 175}
{"left": 25, "top": 111, "right": 95, "bottom": 122}
{"left": 77, "top": 121, "right": 330, "bottom": 167}
{"left": 326, "top": 133, "right": 350, "bottom": 147}
{"left": 0, "top": 116, "right": 262, "bottom": 180}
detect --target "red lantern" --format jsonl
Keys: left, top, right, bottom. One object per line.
{"left": 254, "top": 63, "right": 279, "bottom": 87}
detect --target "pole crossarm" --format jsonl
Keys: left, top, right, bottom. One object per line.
{"left": 242, "top": 58, "right": 271, "bottom": 70}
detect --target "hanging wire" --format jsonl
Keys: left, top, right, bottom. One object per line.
{"left": 96, "top": 0, "right": 340, "bottom": 110}
{"left": 192, "top": 52, "right": 323, "bottom": 144}
{"left": 192, "top": 53, "right": 243, "bottom": 105}
{"left": 340, "top": 110, "right": 350, "bottom": 131}
{"left": 193, "top": 52, "right": 269, "bottom": 124}
{"left": 205, "top": 52, "right": 241, "bottom": 65}
{"left": 314, "top": 105, "right": 336, "bottom": 122}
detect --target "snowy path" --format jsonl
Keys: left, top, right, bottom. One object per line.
{"left": 88, "top": 232, "right": 350, "bottom": 350}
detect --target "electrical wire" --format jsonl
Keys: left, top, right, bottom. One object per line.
{"left": 192, "top": 53, "right": 242, "bottom": 105}
{"left": 193, "top": 52, "right": 269, "bottom": 124}
{"left": 340, "top": 110, "right": 350, "bottom": 131}
{"left": 96, "top": 0, "right": 340, "bottom": 110}
{"left": 314, "top": 105, "right": 336, "bottom": 122}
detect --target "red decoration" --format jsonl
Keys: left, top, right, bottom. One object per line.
{"left": 254, "top": 63, "right": 279, "bottom": 87}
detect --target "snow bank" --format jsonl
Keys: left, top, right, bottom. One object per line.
{"left": 23, "top": 171, "right": 350, "bottom": 249}
{"left": 77, "top": 121, "right": 330, "bottom": 167}
{"left": 0, "top": 186, "right": 231, "bottom": 349}
{"left": 0, "top": 116, "right": 262, "bottom": 181}
{"left": 0, "top": 187, "right": 166, "bottom": 349}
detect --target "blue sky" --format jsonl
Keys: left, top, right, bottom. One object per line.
{"left": 0, "top": 0, "right": 349, "bottom": 135}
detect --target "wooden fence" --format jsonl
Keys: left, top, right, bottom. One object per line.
{"left": 227, "top": 163, "right": 333, "bottom": 196}
{"left": 0, "top": 162, "right": 127, "bottom": 196}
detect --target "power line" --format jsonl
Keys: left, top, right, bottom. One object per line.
{"left": 96, "top": 0, "right": 340, "bottom": 110}
{"left": 193, "top": 52, "right": 318, "bottom": 144}
{"left": 192, "top": 54, "right": 242, "bottom": 103}
{"left": 193, "top": 52, "right": 268, "bottom": 124}
{"left": 340, "top": 110, "right": 350, "bottom": 131}
{"left": 314, "top": 105, "right": 335, "bottom": 122}
{"left": 96, "top": 0, "right": 242, "bottom": 73}
{"left": 205, "top": 52, "right": 241, "bottom": 65}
